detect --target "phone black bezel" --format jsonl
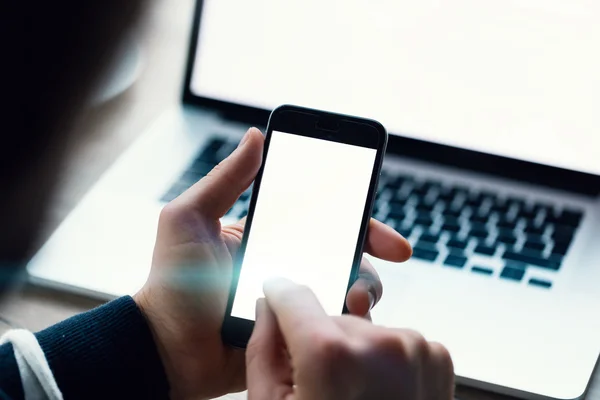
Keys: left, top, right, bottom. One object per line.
{"left": 221, "top": 105, "right": 388, "bottom": 348}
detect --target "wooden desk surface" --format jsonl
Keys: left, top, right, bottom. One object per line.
{"left": 0, "top": 0, "right": 597, "bottom": 399}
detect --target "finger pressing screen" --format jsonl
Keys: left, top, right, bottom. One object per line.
{"left": 246, "top": 299, "right": 293, "bottom": 399}
{"left": 263, "top": 277, "right": 342, "bottom": 353}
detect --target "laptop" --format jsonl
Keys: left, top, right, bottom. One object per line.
{"left": 27, "top": 0, "right": 600, "bottom": 399}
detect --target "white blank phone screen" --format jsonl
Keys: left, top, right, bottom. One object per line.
{"left": 231, "top": 130, "right": 377, "bottom": 321}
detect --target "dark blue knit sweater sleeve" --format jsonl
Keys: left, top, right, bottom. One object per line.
{"left": 0, "top": 342, "right": 24, "bottom": 399}
{"left": 34, "top": 295, "right": 170, "bottom": 400}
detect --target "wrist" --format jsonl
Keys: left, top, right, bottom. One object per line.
{"left": 134, "top": 286, "right": 196, "bottom": 400}
{"left": 134, "top": 284, "right": 245, "bottom": 400}
{"left": 134, "top": 287, "right": 177, "bottom": 396}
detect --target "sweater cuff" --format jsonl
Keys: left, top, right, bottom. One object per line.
{"left": 36, "top": 296, "right": 169, "bottom": 399}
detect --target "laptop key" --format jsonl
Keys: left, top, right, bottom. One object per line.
{"left": 218, "top": 141, "right": 238, "bottom": 162}
{"left": 181, "top": 170, "right": 207, "bottom": 185}
{"left": 506, "top": 196, "right": 526, "bottom": 209}
{"left": 470, "top": 213, "right": 489, "bottom": 224}
{"left": 449, "top": 186, "right": 470, "bottom": 197}
{"left": 397, "top": 227, "right": 413, "bottom": 238}
{"left": 225, "top": 207, "right": 236, "bottom": 216}
{"left": 414, "top": 215, "right": 434, "bottom": 227}
{"left": 529, "top": 278, "right": 552, "bottom": 289}
{"left": 469, "top": 228, "right": 488, "bottom": 239}
{"left": 502, "top": 249, "right": 562, "bottom": 270}
{"left": 474, "top": 243, "right": 496, "bottom": 256}
{"left": 383, "top": 183, "right": 400, "bottom": 195}
{"left": 372, "top": 203, "right": 380, "bottom": 216}
{"left": 415, "top": 240, "right": 438, "bottom": 251}
{"left": 470, "top": 222, "right": 488, "bottom": 232}
{"left": 523, "top": 238, "right": 546, "bottom": 251}
{"left": 471, "top": 266, "right": 493, "bottom": 275}
{"left": 500, "top": 263, "right": 526, "bottom": 282}
{"left": 524, "top": 223, "right": 546, "bottom": 235}
{"left": 552, "top": 224, "right": 576, "bottom": 241}
{"left": 496, "top": 233, "right": 517, "bottom": 245}
{"left": 411, "top": 186, "right": 431, "bottom": 199}
{"left": 388, "top": 178, "right": 406, "bottom": 190}
{"left": 517, "top": 207, "right": 538, "bottom": 221}
{"left": 394, "top": 174, "right": 414, "bottom": 187}
{"left": 388, "top": 199, "right": 404, "bottom": 210}
{"left": 448, "top": 247, "right": 467, "bottom": 257}
{"left": 533, "top": 203, "right": 555, "bottom": 216}
{"left": 442, "top": 208, "right": 462, "bottom": 218}
{"left": 525, "top": 233, "right": 544, "bottom": 244}
{"left": 438, "top": 189, "right": 454, "bottom": 201}
{"left": 197, "top": 138, "right": 227, "bottom": 163}
{"left": 188, "top": 160, "right": 216, "bottom": 176}
{"left": 415, "top": 209, "right": 433, "bottom": 218}
{"left": 444, "top": 255, "right": 467, "bottom": 268}
{"left": 239, "top": 191, "right": 251, "bottom": 202}
{"left": 447, "top": 238, "right": 469, "bottom": 250}
{"left": 496, "top": 226, "right": 514, "bottom": 236}
{"left": 424, "top": 179, "right": 443, "bottom": 189}
{"left": 547, "top": 208, "right": 584, "bottom": 227}
{"left": 442, "top": 215, "right": 460, "bottom": 226}
{"left": 415, "top": 202, "right": 436, "bottom": 213}
{"left": 419, "top": 233, "right": 440, "bottom": 244}
{"left": 465, "top": 196, "right": 483, "bottom": 208}
{"left": 412, "top": 247, "right": 439, "bottom": 262}
{"left": 552, "top": 240, "right": 572, "bottom": 256}
{"left": 490, "top": 202, "right": 510, "bottom": 215}
{"left": 387, "top": 208, "right": 406, "bottom": 221}
{"left": 558, "top": 209, "right": 584, "bottom": 226}
{"left": 442, "top": 222, "right": 461, "bottom": 233}
{"left": 383, "top": 179, "right": 400, "bottom": 190}
{"left": 496, "top": 217, "right": 517, "bottom": 230}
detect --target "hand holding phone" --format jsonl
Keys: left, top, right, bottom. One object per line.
{"left": 222, "top": 105, "right": 392, "bottom": 347}
{"left": 138, "top": 125, "right": 410, "bottom": 399}
{"left": 246, "top": 278, "right": 455, "bottom": 400}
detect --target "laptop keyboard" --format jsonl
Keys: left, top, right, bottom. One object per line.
{"left": 162, "top": 136, "right": 585, "bottom": 290}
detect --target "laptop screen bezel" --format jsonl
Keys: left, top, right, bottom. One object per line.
{"left": 181, "top": 0, "right": 600, "bottom": 196}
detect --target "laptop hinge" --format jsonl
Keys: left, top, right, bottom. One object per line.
{"left": 387, "top": 134, "right": 600, "bottom": 197}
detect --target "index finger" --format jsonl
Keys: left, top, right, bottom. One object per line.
{"left": 263, "top": 278, "right": 343, "bottom": 352}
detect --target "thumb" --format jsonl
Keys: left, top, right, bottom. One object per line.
{"left": 247, "top": 299, "right": 293, "bottom": 400}
{"left": 179, "top": 127, "right": 264, "bottom": 219}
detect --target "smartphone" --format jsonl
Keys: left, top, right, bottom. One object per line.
{"left": 222, "top": 105, "right": 388, "bottom": 347}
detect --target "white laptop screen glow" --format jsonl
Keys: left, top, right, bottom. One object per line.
{"left": 190, "top": 0, "right": 600, "bottom": 176}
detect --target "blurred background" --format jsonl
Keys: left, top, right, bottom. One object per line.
{"left": 0, "top": 0, "right": 194, "bottom": 332}
{"left": 2, "top": 0, "right": 599, "bottom": 399}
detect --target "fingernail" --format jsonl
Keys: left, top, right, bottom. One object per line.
{"left": 238, "top": 128, "right": 254, "bottom": 148}
{"left": 263, "top": 276, "right": 294, "bottom": 293}
{"left": 255, "top": 298, "right": 266, "bottom": 321}
{"left": 368, "top": 290, "right": 376, "bottom": 310}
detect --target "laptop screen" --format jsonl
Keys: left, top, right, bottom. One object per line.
{"left": 189, "top": 0, "right": 600, "bottom": 176}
